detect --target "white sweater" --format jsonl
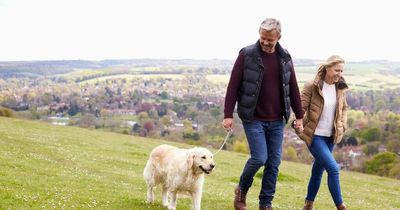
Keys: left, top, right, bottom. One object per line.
{"left": 315, "top": 81, "right": 336, "bottom": 137}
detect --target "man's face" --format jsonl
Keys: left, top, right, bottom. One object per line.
{"left": 259, "top": 29, "right": 281, "bottom": 53}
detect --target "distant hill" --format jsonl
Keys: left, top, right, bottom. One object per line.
{"left": 1, "top": 58, "right": 400, "bottom": 91}
{"left": 0, "top": 117, "right": 399, "bottom": 209}
{"left": 1, "top": 58, "right": 399, "bottom": 77}
{"left": 0, "top": 59, "right": 234, "bottom": 77}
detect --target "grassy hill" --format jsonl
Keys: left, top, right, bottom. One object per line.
{"left": 0, "top": 117, "right": 399, "bottom": 210}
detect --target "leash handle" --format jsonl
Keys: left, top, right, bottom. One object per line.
{"left": 214, "top": 129, "right": 232, "bottom": 155}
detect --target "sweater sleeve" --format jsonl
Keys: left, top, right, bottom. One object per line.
{"left": 289, "top": 65, "right": 304, "bottom": 119}
{"left": 223, "top": 52, "right": 244, "bottom": 118}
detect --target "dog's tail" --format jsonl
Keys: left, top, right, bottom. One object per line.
{"left": 143, "top": 158, "right": 153, "bottom": 184}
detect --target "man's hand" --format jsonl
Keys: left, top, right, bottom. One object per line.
{"left": 222, "top": 118, "right": 234, "bottom": 131}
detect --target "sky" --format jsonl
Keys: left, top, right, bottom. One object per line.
{"left": 0, "top": 0, "right": 399, "bottom": 62}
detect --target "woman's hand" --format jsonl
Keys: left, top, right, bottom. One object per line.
{"left": 293, "top": 119, "right": 304, "bottom": 134}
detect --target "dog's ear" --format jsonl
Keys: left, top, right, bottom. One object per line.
{"left": 187, "top": 151, "right": 195, "bottom": 170}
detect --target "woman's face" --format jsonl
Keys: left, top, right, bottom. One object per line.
{"left": 325, "top": 63, "right": 344, "bottom": 84}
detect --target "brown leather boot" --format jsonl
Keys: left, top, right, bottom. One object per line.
{"left": 302, "top": 200, "right": 314, "bottom": 210}
{"left": 234, "top": 185, "right": 247, "bottom": 210}
{"left": 337, "top": 203, "right": 347, "bottom": 210}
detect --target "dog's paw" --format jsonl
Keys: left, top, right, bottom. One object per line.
{"left": 146, "top": 196, "right": 154, "bottom": 204}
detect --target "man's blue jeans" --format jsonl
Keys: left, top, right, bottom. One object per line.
{"left": 239, "top": 119, "right": 284, "bottom": 207}
{"left": 306, "top": 135, "right": 343, "bottom": 206}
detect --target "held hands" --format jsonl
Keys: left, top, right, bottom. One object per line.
{"left": 223, "top": 118, "right": 304, "bottom": 133}
{"left": 222, "top": 118, "right": 234, "bottom": 132}
{"left": 292, "top": 118, "right": 304, "bottom": 134}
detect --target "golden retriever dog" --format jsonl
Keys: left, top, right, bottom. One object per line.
{"left": 143, "top": 144, "right": 215, "bottom": 210}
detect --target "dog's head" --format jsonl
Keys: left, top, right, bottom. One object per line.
{"left": 187, "top": 147, "right": 215, "bottom": 175}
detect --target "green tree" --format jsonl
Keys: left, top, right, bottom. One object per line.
{"left": 159, "top": 91, "right": 169, "bottom": 99}
{"left": 148, "top": 109, "right": 159, "bottom": 119}
{"left": 0, "top": 107, "right": 14, "bottom": 117}
{"left": 77, "top": 113, "right": 96, "bottom": 128}
{"left": 137, "top": 111, "right": 149, "bottom": 121}
{"left": 360, "top": 127, "right": 380, "bottom": 143}
{"left": 160, "top": 116, "right": 172, "bottom": 128}
{"left": 390, "top": 97, "right": 400, "bottom": 112}
{"left": 186, "top": 106, "right": 198, "bottom": 120}
{"left": 365, "top": 152, "right": 399, "bottom": 177}
{"left": 375, "top": 99, "right": 386, "bottom": 112}
{"left": 29, "top": 105, "right": 41, "bottom": 120}
{"left": 363, "top": 142, "right": 380, "bottom": 156}
{"left": 182, "top": 119, "right": 194, "bottom": 139}
{"left": 387, "top": 139, "right": 400, "bottom": 154}
{"left": 389, "top": 163, "right": 400, "bottom": 179}
{"left": 210, "top": 107, "right": 221, "bottom": 120}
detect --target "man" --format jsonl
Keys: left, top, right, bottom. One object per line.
{"left": 223, "top": 18, "right": 304, "bottom": 210}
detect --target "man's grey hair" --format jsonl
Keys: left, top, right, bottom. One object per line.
{"left": 259, "top": 18, "right": 281, "bottom": 34}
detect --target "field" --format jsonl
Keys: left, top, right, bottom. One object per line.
{"left": 1, "top": 117, "right": 400, "bottom": 209}
{"left": 208, "top": 63, "right": 400, "bottom": 91}
{"left": 79, "top": 74, "right": 184, "bottom": 84}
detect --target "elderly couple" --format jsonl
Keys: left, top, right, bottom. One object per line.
{"left": 223, "top": 18, "right": 348, "bottom": 210}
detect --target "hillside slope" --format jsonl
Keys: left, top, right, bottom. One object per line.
{"left": 0, "top": 117, "right": 399, "bottom": 209}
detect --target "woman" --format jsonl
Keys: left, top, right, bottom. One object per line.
{"left": 293, "top": 55, "right": 348, "bottom": 210}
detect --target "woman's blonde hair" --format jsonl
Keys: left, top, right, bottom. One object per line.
{"left": 317, "top": 55, "right": 345, "bottom": 79}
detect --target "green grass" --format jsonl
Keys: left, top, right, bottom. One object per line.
{"left": 57, "top": 69, "right": 108, "bottom": 81}
{"left": 1, "top": 117, "right": 399, "bottom": 209}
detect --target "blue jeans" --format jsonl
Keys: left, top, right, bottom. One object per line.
{"left": 306, "top": 135, "right": 343, "bottom": 206}
{"left": 239, "top": 119, "right": 284, "bottom": 207}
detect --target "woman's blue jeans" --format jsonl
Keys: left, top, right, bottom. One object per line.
{"left": 239, "top": 119, "right": 284, "bottom": 207}
{"left": 306, "top": 135, "right": 343, "bottom": 206}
